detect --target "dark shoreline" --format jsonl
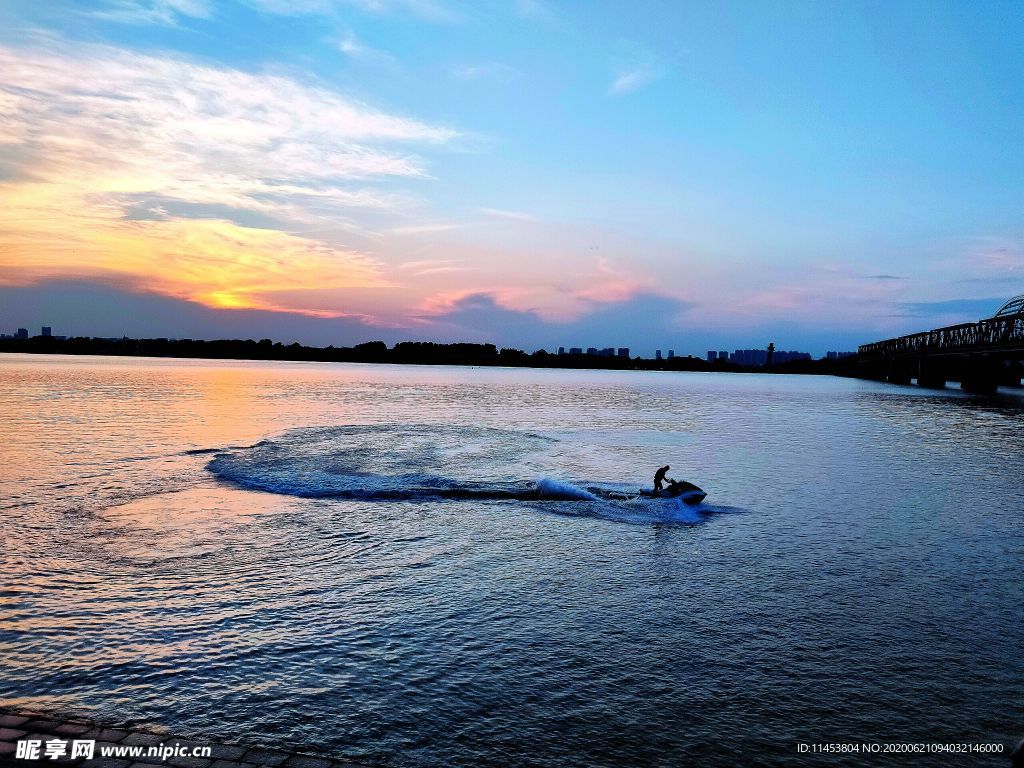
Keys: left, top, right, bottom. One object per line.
{"left": 0, "top": 337, "right": 854, "bottom": 377}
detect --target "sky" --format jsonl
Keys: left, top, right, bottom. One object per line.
{"left": 0, "top": 0, "right": 1022, "bottom": 356}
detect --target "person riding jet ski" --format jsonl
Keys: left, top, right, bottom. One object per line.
{"left": 653, "top": 465, "right": 673, "bottom": 496}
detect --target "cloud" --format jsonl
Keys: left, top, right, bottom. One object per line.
{"left": 0, "top": 41, "right": 455, "bottom": 186}
{"left": 0, "top": 280, "right": 400, "bottom": 344}
{"left": 895, "top": 297, "right": 1007, "bottom": 326}
{"left": 608, "top": 66, "right": 659, "bottom": 96}
{"left": 337, "top": 30, "right": 398, "bottom": 67}
{"left": 513, "top": 0, "right": 556, "bottom": 22}
{"left": 101, "top": 0, "right": 458, "bottom": 22}
{"left": 0, "top": 216, "right": 390, "bottom": 316}
{"left": 450, "top": 62, "right": 522, "bottom": 83}
{"left": 0, "top": 41, "right": 459, "bottom": 313}
{"left": 91, "top": 0, "right": 212, "bottom": 25}
{"left": 245, "top": 0, "right": 459, "bottom": 22}
{"left": 419, "top": 291, "right": 696, "bottom": 349}
{"left": 608, "top": 47, "right": 662, "bottom": 96}
{"left": 395, "top": 258, "right": 471, "bottom": 276}
{"left": 388, "top": 222, "right": 463, "bottom": 235}
{"left": 970, "top": 237, "right": 1024, "bottom": 273}
{"left": 478, "top": 207, "right": 535, "bottom": 222}
{"left": 421, "top": 255, "right": 658, "bottom": 324}
{"left": 866, "top": 274, "right": 907, "bottom": 280}
{"left": 934, "top": 236, "right": 1024, "bottom": 284}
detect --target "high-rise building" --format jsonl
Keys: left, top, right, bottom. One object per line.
{"left": 569, "top": 347, "right": 582, "bottom": 355}
{"left": 586, "top": 347, "right": 598, "bottom": 355}
{"left": 558, "top": 347, "right": 566, "bottom": 356}
{"left": 667, "top": 350, "right": 675, "bottom": 359}
{"left": 41, "top": 326, "right": 52, "bottom": 337}
{"left": 15, "top": 328, "right": 28, "bottom": 339}
{"left": 719, "top": 350, "right": 728, "bottom": 361}
{"left": 616, "top": 348, "right": 629, "bottom": 357}
{"left": 655, "top": 349, "right": 662, "bottom": 360}
{"left": 707, "top": 351, "right": 718, "bottom": 362}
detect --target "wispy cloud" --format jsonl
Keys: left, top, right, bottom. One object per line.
{"left": 478, "top": 207, "right": 536, "bottom": 222}
{"left": 388, "top": 222, "right": 463, "bottom": 235}
{"left": 515, "top": 0, "right": 552, "bottom": 19}
{"left": 245, "top": 0, "right": 459, "bottom": 22}
{"left": 395, "top": 258, "right": 472, "bottom": 276}
{"left": 96, "top": 0, "right": 459, "bottom": 26}
{"left": 934, "top": 236, "right": 1024, "bottom": 285}
{"left": 0, "top": 42, "right": 455, "bottom": 201}
{"left": 450, "top": 62, "right": 522, "bottom": 83}
{"left": 92, "top": 0, "right": 211, "bottom": 26}
{"left": 608, "top": 65, "right": 658, "bottom": 96}
{"left": 896, "top": 297, "right": 1006, "bottom": 323}
{"left": 337, "top": 30, "right": 397, "bottom": 67}
{"left": 608, "top": 47, "right": 662, "bottom": 96}
{"left": 971, "top": 237, "right": 1024, "bottom": 273}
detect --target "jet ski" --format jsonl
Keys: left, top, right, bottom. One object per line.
{"left": 592, "top": 481, "right": 707, "bottom": 506}
{"left": 638, "top": 480, "right": 707, "bottom": 505}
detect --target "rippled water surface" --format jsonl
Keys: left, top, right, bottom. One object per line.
{"left": 2, "top": 354, "right": 1022, "bottom": 766}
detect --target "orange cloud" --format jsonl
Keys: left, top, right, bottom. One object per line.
{"left": 0, "top": 198, "right": 390, "bottom": 316}
{"left": 0, "top": 40, "right": 462, "bottom": 316}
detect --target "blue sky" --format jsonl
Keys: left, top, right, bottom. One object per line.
{"left": 0, "top": 0, "right": 1021, "bottom": 355}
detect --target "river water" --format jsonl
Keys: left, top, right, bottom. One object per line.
{"left": 1, "top": 354, "right": 1021, "bottom": 766}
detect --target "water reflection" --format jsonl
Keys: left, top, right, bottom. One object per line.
{"left": 1, "top": 355, "right": 1022, "bottom": 767}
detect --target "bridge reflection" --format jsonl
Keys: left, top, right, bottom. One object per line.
{"left": 857, "top": 295, "right": 1024, "bottom": 394}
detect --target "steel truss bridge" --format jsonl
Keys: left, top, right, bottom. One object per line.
{"left": 856, "top": 295, "right": 1024, "bottom": 393}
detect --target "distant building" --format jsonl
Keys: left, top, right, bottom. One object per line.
{"left": 15, "top": 328, "right": 28, "bottom": 340}
{"left": 616, "top": 347, "right": 629, "bottom": 358}
{"left": 41, "top": 326, "right": 52, "bottom": 337}
{"left": 586, "top": 347, "right": 598, "bottom": 355}
{"left": 558, "top": 347, "right": 566, "bottom": 356}
{"left": 667, "top": 350, "right": 675, "bottom": 359}
{"left": 655, "top": 349, "right": 662, "bottom": 361}
{"left": 707, "top": 350, "right": 717, "bottom": 362}
{"left": 731, "top": 349, "right": 768, "bottom": 366}
{"left": 719, "top": 350, "right": 728, "bottom": 361}
{"left": 726, "top": 347, "right": 812, "bottom": 366}
{"left": 774, "top": 350, "right": 813, "bottom": 363}
{"left": 827, "top": 351, "right": 856, "bottom": 360}
{"left": 569, "top": 347, "right": 582, "bottom": 355}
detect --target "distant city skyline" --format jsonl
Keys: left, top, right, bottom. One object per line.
{"left": 3, "top": 319, "right": 830, "bottom": 361}
{"left": 4, "top": 326, "right": 838, "bottom": 369}
{"left": 0, "top": 2, "right": 1022, "bottom": 354}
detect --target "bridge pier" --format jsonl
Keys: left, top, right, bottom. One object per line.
{"left": 1000, "top": 360, "right": 1023, "bottom": 388}
{"left": 960, "top": 355, "right": 1000, "bottom": 395}
{"left": 915, "top": 358, "right": 947, "bottom": 389}
{"left": 885, "top": 360, "right": 913, "bottom": 385}
{"left": 860, "top": 362, "right": 888, "bottom": 381}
